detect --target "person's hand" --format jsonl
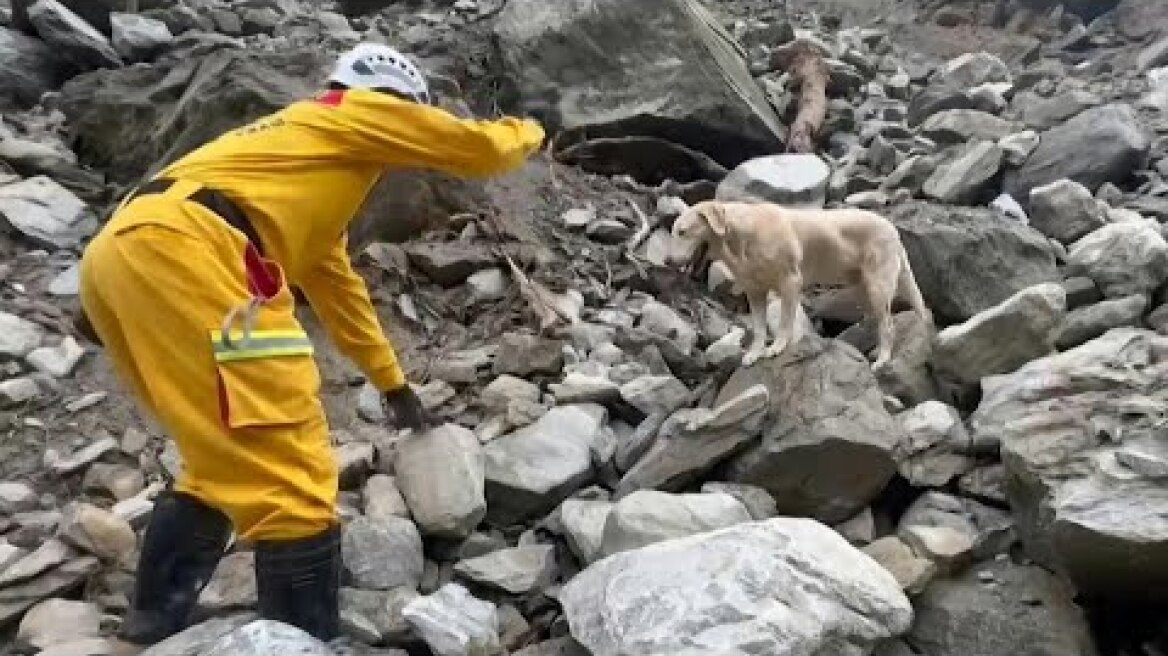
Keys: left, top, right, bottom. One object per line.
{"left": 384, "top": 384, "right": 431, "bottom": 432}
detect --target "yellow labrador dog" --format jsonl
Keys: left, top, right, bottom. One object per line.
{"left": 669, "top": 200, "right": 932, "bottom": 369}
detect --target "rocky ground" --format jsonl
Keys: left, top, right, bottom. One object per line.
{"left": 2, "top": 0, "right": 1168, "bottom": 654}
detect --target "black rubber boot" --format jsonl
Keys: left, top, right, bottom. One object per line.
{"left": 119, "top": 491, "right": 232, "bottom": 644}
{"left": 254, "top": 524, "right": 343, "bottom": 641}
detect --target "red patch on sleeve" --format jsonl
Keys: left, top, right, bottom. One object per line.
{"left": 314, "top": 89, "right": 346, "bottom": 107}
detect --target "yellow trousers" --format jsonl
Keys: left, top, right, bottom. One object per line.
{"left": 79, "top": 183, "right": 338, "bottom": 542}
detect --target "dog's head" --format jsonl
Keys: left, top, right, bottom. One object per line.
{"left": 668, "top": 201, "right": 729, "bottom": 269}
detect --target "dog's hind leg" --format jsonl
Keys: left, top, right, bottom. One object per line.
{"left": 896, "top": 245, "right": 933, "bottom": 328}
{"left": 863, "top": 254, "right": 899, "bottom": 369}
{"left": 742, "top": 290, "right": 770, "bottom": 367}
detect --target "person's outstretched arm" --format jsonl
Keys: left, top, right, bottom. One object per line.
{"left": 297, "top": 234, "right": 406, "bottom": 394}
{"left": 303, "top": 87, "right": 546, "bottom": 177}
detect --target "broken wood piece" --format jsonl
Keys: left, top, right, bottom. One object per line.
{"left": 771, "top": 39, "right": 830, "bottom": 154}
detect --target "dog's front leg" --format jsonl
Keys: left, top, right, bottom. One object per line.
{"left": 762, "top": 273, "right": 802, "bottom": 360}
{"left": 741, "top": 290, "right": 770, "bottom": 367}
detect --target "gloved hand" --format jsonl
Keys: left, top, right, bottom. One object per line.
{"left": 384, "top": 384, "right": 431, "bottom": 432}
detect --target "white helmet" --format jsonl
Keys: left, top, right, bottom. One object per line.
{"left": 329, "top": 43, "right": 431, "bottom": 104}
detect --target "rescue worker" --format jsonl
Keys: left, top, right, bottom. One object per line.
{"left": 78, "top": 42, "right": 545, "bottom": 644}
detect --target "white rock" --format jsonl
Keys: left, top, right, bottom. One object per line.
{"left": 110, "top": 12, "right": 173, "bottom": 61}
{"left": 704, "top": 327, "right": 745, "bottom": 369}
{"left": 0, "top": 481, "right": 38, "bottom": 514}
{"left": 561, "top": 518, "right": 914, "bottom": 656}
{"left": 1067, "top": 219, "right": 1168, "bottom": 298}
{"left": 394, "top": 424, "right": 486, "bottom": 539}
{"left": 0, "top": 176, "right": 97, "bottom": 250}
{"left": 562, "top": 207, "right": 596, "bottom": 230}
{"left": 201, "top": 619, "right": 332, "bottom": 656}
{"left": 480, "top": 375, "right": 540, "bottom": 414}
{"left": 990, "top": 193, "right": 1028, "bottom": 223}
{"left": 467, "top": 268, "right": 508, "bottom": 303}
{"left": 599, "top": 490, "right": 752, "bottom": 558}
{"left": 619, "top": 375, "right": 689, "bottom": 415}
{"left": 638, "top": 300, "right": 698, "bottom": 353}
{"left": 25, "top": 0, "right": 122, "bottom": 69}
{"left": 402, "top": 583, "right": 501, "bottom": 656}
{"left": 0, "top": 312, "right": 43, "bottom": 358}
{"left": 558, "top": 498, "right": 613, "bottom": 565}
{"left": 48, "top": 262, "right": 79, "bottom": 296}
{"left": 25, "top": 337, "right": 85, "bottom": 378}
{"left": 932, "top": 51, "right": 1011, "bottom": 88}
{"left": 717, "top": 154, "right": 832, "bottom": 208}
{"left": 0, "top": 377, "right": 40, "bottom": 408}
{"left": 454, "top": 544, "right": 557, "bottom": 594}
{"left": 364, "top": 474, "right": 410, "bottom": 521}
{"left": 999, "top": 130, "right": 1040, "bottom": 166}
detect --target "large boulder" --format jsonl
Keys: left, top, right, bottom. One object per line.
{"left": 1027, "top": 178, "right": 1106, "bottom": 244}
{"left": 483, "top": 404, "right": 608, "bottom": 526}
{"left": 494, "top": 0, "right": 784, "bottom": 171}
{"left": 1066, "top": 219, "right": 1168, "bottom": 299}
{"left": 890, "top": 202, "right": 1059, "bottom": 323}
{"left": 716, "top": 154, "right": 832, "bottom": 207}
{"left": 561, "top": 518, "right": 913, "bottom": 656}
{"left": 921, "top": 141, "right": 1004, "bottom": 204}
{"left": 25, "top": 0, "right": 122, "bottom": 70}
{"left": 394, "top": 424, "right": 486, "bottom": 540}
{"left": 1004, "top": 104, "right": 1152, "bottom": 203}
{"left": 906, "top": 558, "right": 1098, "bottom": 656}
{"left": 0, "top": 27, "right": 70, "bottom": 110}
{"left": 716, "top": 334, "right": 904, "bottom": 523}
{"left": 970, "top": 329, "right": 1168, "bottom": 602}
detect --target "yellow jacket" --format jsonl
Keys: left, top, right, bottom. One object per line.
{"left": 156, "top": 88, "right": 545, "bottom": 392}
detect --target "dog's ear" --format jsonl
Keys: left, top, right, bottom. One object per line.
{"left": 699, "top": 203, "right": 729, "bottom": 237}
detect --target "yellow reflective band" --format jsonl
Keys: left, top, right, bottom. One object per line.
{"left": 210, "top": 329, "right": 314, "bottom": 363}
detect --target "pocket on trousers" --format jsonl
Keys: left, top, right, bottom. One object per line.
{"left": 212, "top": 329, "right": 321, "bottom": 429}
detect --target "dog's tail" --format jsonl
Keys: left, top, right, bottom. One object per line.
{"left": 897, "top": 245, "right": 933, "bottom": 327}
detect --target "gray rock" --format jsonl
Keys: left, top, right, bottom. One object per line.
{"left": 0, "top": 176, "right": 97, "bottom": 249}
{"left": 957, "top": 464, "right": 1008, "bottom": 506}
{"left": 1056, "top": 294, "right": 1149, "bottom": 350}
{"left": 0, "top": 539, "right": 75, "bottom": 588}
{"left": 557, "top": 498, "right": 613, "bottom": 565}
{"left": 931, "top": 52, "right": 1011, "bottom": 89}
{"left": 862, "top": 536, "right": 937, "bottom": 595}
{"left": 26, "top": 0, "right": 122, "bottom": 69}
{"left": 0, "top": 481, "right": 38, "bottom": 515}
{"left": 404, "top": 243, "right": 496, "bottom": 287}
{"left": 562, "top": 518, "right": 913, "bottom": 656}
{"left": 402, "top": 583, "right": 501, "bottom": 656}
{"left": 363, "top": 475, "right": 410, "bottom": 522}
{"left": 1028, "top": 179, "right": 1107, "bottom": 244}
{"left": 26, "top": 337, "right": 85, "bottom": 378}
{"left": 512, "top": 638, "right": 590, "bottom": 656}
{"left": 922, "top": 141, "right": 1003, "bottom": 204}
{"left": 0, "top": 311, "right": 44, "bottom": 358}
{"left": 48, "top": 262, "right": 80, "bottom": 296}
{"left": 16, "top": 598, "right": 102, "bottom": 650}
{"left": 618, "top": 375, "right": 689, "bottom": 416}
{"left": 480, "top": 375, "right": 540, "bottom": 415}
{"left": 599, "top": 490, "right": 752, "bottom": 559}
{"left": 395, "top": 424, "right": 486, "bottom": 539}
{"left": 454, "top": 545, "right": 556, "bottom": 594}
{"left": 907, "top": 558, "right": 1097, "bottom": 656}
{"left": 891, "top": 202, "right": 1059, "bottom": 323}
{"left": 717, "top": 335, "right": 903, "bottom": 523}
{"left": 1149, "top": 303, "right": 1168, "bottom": 334}
{"left": 110, "top": 12, "right": 172, "bottom": 61}
{"left": 971, "top": 328, "right": 1168, "bottom": 601}
{"left": 1067, "top": 219, "right": 1168, "bottom": 298}
{"left": 0, "top": 26, "right": 69, "bottom": 110}
{"left": 617, "top": 385, "right": 768, "bottom": 495}
{"left": 586, "top": 218, "right": 632, "bottom": 243}
{"left": 1138, "top": 36, "right": 1168, "bottom": 73}
{"left": 898, "top": 492, "right": 1015, "bottom": 562}
{"left": 896, "top": 400, "right": 975, "bottom": 487}
{"left": 198, "top": 551, "right": 256, "bottom": 613}
{"left": 0, "top": 554, "right": 99, "bottom": 629}
{"left": 34, "top": 638, "right": 121, "bottom": 656}
{"left": 49, "top": 435, "right": 117, "bottom": 476}
{"left": 933, "top": 283, "right": 1066, "bottom": 385}
{"left": 1004, "top": 104, "right": 1152, "bottom": 203}
{"left": 918, "top": 110, "right": 1016, "bottom": 145}
{"left": 335, "top": 441, "right": 375, "bottom": 490}
{"left": 1063, "top": 276, "right": 1103, "bottom": 310}
{"left": 483, "top": 404, "right": 607, "bottom": 525}
{"left": 716, "top": 154, "right": 832, "bottom": 207}
{"left": 81, "top": 463, "right": 145, "bottom": 501}
{"left": 638, "top": 300, "right": 698, "bottom": 354}
{"left": 548, "top": 373, "right": 621, "bottom": 405}
{"left": 342, "top": 517, "right": 424, "bottom": 590}
{"left": 201, "top": 620, "right": 332, "bottom": 656}
{"left": 999, "top": 130, "right": 1039, "bottom": 166}
{"left": 136, "top": 615, "right": 257, "bottom": 656}
{"left": 341, "top": 587, "right": 418, "bottom": 644}
{"left": 493, "top": 332, "right": 564, "bottom": 377}
{"left": 495, "top": 0, "right": 783, "bottom": 170}
{"left": 907, "top": 88, "right": 984, "bottom": 127}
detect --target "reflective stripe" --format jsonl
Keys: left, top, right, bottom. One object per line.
{"left": 211, "top": 329, "right": 313, "bottom": 362}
